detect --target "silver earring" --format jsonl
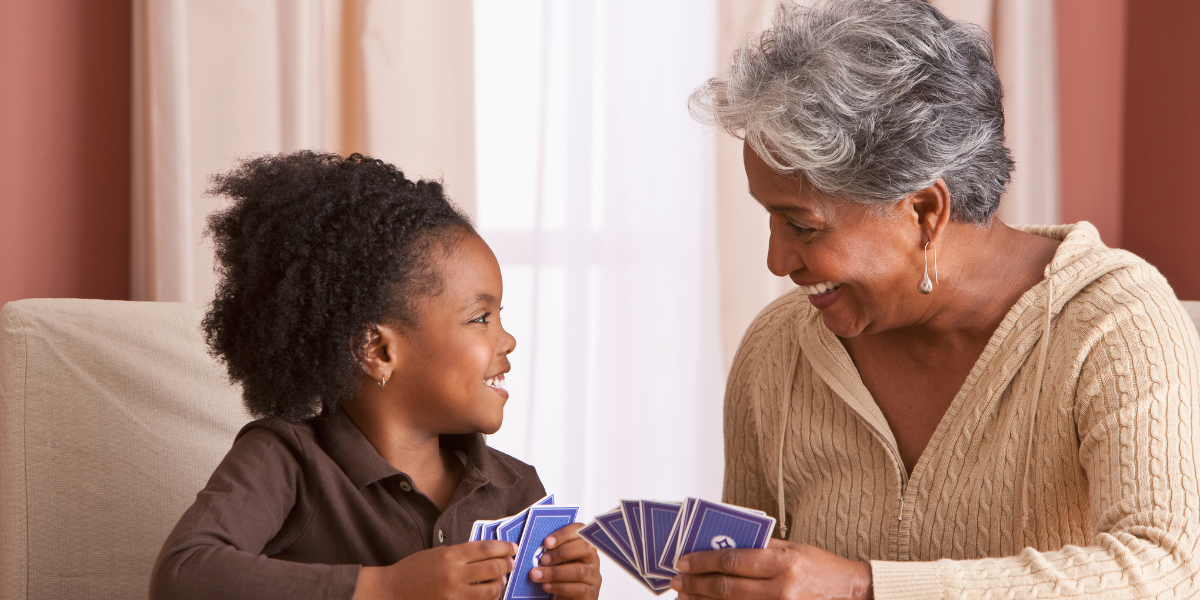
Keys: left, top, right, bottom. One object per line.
{"left": 377, "top": 376, "right": 386, "bottom": 389}
{"left": 918, "top": 242, "right": 933, "bottom": 295}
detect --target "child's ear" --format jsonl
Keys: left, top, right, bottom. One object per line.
{"left": 360, "top": 324, "right": 406, "bottom": 386}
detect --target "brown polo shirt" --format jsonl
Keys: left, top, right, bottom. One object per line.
{"left": 149, "top": 408, "right": 546, "bottom": 600}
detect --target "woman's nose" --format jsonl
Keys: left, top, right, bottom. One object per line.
{"left": 766, "top": 217, "right": 803, "bottom": 277}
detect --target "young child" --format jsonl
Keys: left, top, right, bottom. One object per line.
{"left": 150, "top": 152, "right": 601, "bottom": 600}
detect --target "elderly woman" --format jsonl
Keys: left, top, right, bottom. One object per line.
{"left": 677, "top": 1, "right": 1200, "bottom": 599}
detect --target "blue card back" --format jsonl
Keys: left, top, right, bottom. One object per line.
{"left": 504, "top": 506, "right": 579, "bottom": 600}
{"left": 641, "top": 501, "right": 682, "bottom": 578}
{"left": 579, "top": 520, "right": 673, "bottom": 596}
{"left": 675, "top": 500, "right": 775, "bottom": 568}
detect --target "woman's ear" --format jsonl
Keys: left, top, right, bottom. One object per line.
{"left": 360, "top": 324, "right": 405, "bottom": 387}
{"left": 908, "top": 178, "right": 952, "bottom": 246}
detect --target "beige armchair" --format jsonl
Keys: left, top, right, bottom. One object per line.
{"left": 0, "top": 299, "right": 247, "bottom": 600}
{"left": 1, "top": 298, "right": 1199, "bottom": 599}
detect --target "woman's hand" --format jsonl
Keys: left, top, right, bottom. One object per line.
{"left": 671, "top": 539, "right": 872, "bottom": 600}
{"left": 352, "top": 540, "right": 516, "bottom": 600}
{"left": 528, "top": 523, "right": 602, "bottom": 599}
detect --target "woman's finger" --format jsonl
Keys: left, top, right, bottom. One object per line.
{"left": 539, "top": 537, "right": 599, "bottom": 566}
{"left": 676, "top": 548, "right": 785, "bottom": 578}
{"left": 671, "top": 572, "right": 772, "bottom": 600}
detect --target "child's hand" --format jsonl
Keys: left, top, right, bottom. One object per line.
{"left": 528, "top": 523, "right": 602, "bottom": 600}
{"left": 353, "top": 540, "right": 517, "bottom": 600}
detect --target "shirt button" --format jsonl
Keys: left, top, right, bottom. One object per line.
{"left": 398, "top": 480, "right": 412, "bottom": 492}
{"left": 438, "top": 530, "right": 445, "bottom": 543}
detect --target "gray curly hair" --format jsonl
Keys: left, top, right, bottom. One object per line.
{"left": 690, "top": 0, "right": 1013, "bottom": 224}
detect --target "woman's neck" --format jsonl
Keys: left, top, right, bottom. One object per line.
{"left": 889, "top": 221, "right": 1060, "bottom": 353}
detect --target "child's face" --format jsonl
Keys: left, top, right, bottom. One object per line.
{"left": 395, "top": 232, "right": 516, "bottom": 435}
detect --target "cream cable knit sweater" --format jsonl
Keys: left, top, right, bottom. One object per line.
{"left": 723, "top": 223, "right": 1200, "bottom": 599}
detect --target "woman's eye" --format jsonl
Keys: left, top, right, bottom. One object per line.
{"left": 787, "top": 222, "right": 814, "bottom": 235}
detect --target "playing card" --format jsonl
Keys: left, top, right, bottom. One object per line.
{"left": 579, "top": 519, "right": 673, "bottom": 595}
{"left": 661, "top": 496, "right": 698, "bottom": 571}
{"left": 619, "top": 500, "right": 645, "bottom": 572}
{"left": 673, "top": 499, "right": 775, "bottom": 568}
{"left": 504, "top": 506, "right": 580, "bottom": 600}
{"left": 595, "top": 509, "right": 637, "bottom": 565}
{"left": 640, "top": 501, "right": 682, "bottom": 579}
{"left": 496, "top": 494, "right": 557, "bottom": 544}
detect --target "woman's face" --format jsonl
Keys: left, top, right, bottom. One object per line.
{"left": 745, "top": 142, "right": 925, "bottom": 338}
{"left": 393, "top": 231, "right": 517, "bottom": 435}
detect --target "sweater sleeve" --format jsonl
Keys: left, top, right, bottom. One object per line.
{"left": 148, "top": 426, "right": 360, "bottom": 600}
{"left": 871, "top": 276, "right": 1200, "bottom": 599}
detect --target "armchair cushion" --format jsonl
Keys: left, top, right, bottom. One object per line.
{"left": 0, "top": 299, "right": 247, "bottom": 600}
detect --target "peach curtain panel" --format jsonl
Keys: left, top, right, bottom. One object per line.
{"left": 715, "top": 0, "right": 1061, "bottom": 370}
{"left": 130, "top": 0, "right": 476, "bottom": 302}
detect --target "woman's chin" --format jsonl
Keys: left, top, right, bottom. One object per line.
{"left": 820, "top": 309, "right": 868, "bottom": 339}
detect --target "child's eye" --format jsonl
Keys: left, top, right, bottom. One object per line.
{"left": 472, "top": 312, "right": 491, "bottom": 324}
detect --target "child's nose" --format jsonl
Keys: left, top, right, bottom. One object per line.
{"left": 501, "top": 329, "right": 516, "bottom": 355}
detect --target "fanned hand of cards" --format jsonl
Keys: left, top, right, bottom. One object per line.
{"left": 577, "top": 498, "right": 776, "bottom": 595}
{"left": 468, "top": 494, "right": 580, "bottom": 600}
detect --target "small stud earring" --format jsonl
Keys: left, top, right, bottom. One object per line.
{"left": 918, "top": 242, "right": 934, "bottom": 295}
{"left": 378, "top": 376, "right": 386, "bottom": 389}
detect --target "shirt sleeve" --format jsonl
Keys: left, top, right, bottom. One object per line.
{"left": 149, "top": 426, "right": 360, "bottom": 600}
{"left": 870, "top": 277, "right": 1200, "bottom": 600}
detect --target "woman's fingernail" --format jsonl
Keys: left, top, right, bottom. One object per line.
{"left": 530, "top": 568, "right": 543, "bottom": 581}
{"left": 545, "top": 536, "right": 556, "bottom": 547}
{"left": 677, "top": 557, "right": 691, "bottom": 571}
{"left": 671, "top": 576, "right": 683, "bottom": 591}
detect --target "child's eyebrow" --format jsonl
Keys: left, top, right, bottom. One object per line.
{"left": 462, "top": 293, "right": 497, "bottom": 310}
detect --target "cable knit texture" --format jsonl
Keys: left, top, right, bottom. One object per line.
{"left": 723, "top": 223, "right": 1200, "bottom": 599}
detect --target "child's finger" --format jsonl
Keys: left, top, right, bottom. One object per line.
{"left": 462, "top": 556, "right": 515, "bottom": 584}
{"left": 459, "top": 540, "right": 520, "bottom": 562}
{"left": 529, "top": 562, "right": 601, "bottom": 586}
{"left": 538, "top": 537, "right": 599, "bottom": 567}
{"left": 543, "top": 522, "right": 585, "bottom": 549}
{"left": 539, "top": 582, "right": 594, "bottom": 599}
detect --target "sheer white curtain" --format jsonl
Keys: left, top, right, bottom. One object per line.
{"left": 472, "top": 1, "right": 722, "bottom": 597}
{"left": 130, "top": 0, "right": 477, "bottom": 302}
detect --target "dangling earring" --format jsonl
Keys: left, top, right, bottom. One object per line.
{"left": 377, "top": 375, "right": 387, "bottom": 389}
{"left": 918, "top": 242, "right": 934, "bottom": 295}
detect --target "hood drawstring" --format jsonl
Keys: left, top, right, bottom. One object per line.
{"left": 777, "top": 342, "right": 802, "bottom": 540}
{"left": 1021, "top": 278, "right": 1054, "bottom": 532}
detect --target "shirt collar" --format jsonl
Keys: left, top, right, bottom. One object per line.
{"left": 315, "top": 407, "right": 523, "bottom": 490}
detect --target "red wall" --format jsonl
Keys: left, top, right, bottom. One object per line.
{"left": 0, "top": 0, "right": 131, "bottom": 309}
{"left": 1056, "top": 0, "right": 1127, "bottom": 248}
{"left": 1121, "top": 0, "right": 1200, "bottom": 300}
{"left": 0, "top": 1, "right": 1195, "bottom": 305}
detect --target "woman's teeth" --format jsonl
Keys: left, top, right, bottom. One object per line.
{"left": 485, "top": 374, "right": 506, "bottom": 390}
{"left": 800, "top": 281, "right": 842, "bottom": 296}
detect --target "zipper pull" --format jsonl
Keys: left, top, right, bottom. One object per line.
{"left": 898, "top": 497, "right": 905, "bottom": 522}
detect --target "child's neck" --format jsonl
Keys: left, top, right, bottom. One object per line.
{"left": 339, "top": 397, "right": 465, "bottom": 512}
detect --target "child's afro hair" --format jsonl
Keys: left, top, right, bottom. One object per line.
{"left": 203, "top": 151, "right": 473, "bottom": 422}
